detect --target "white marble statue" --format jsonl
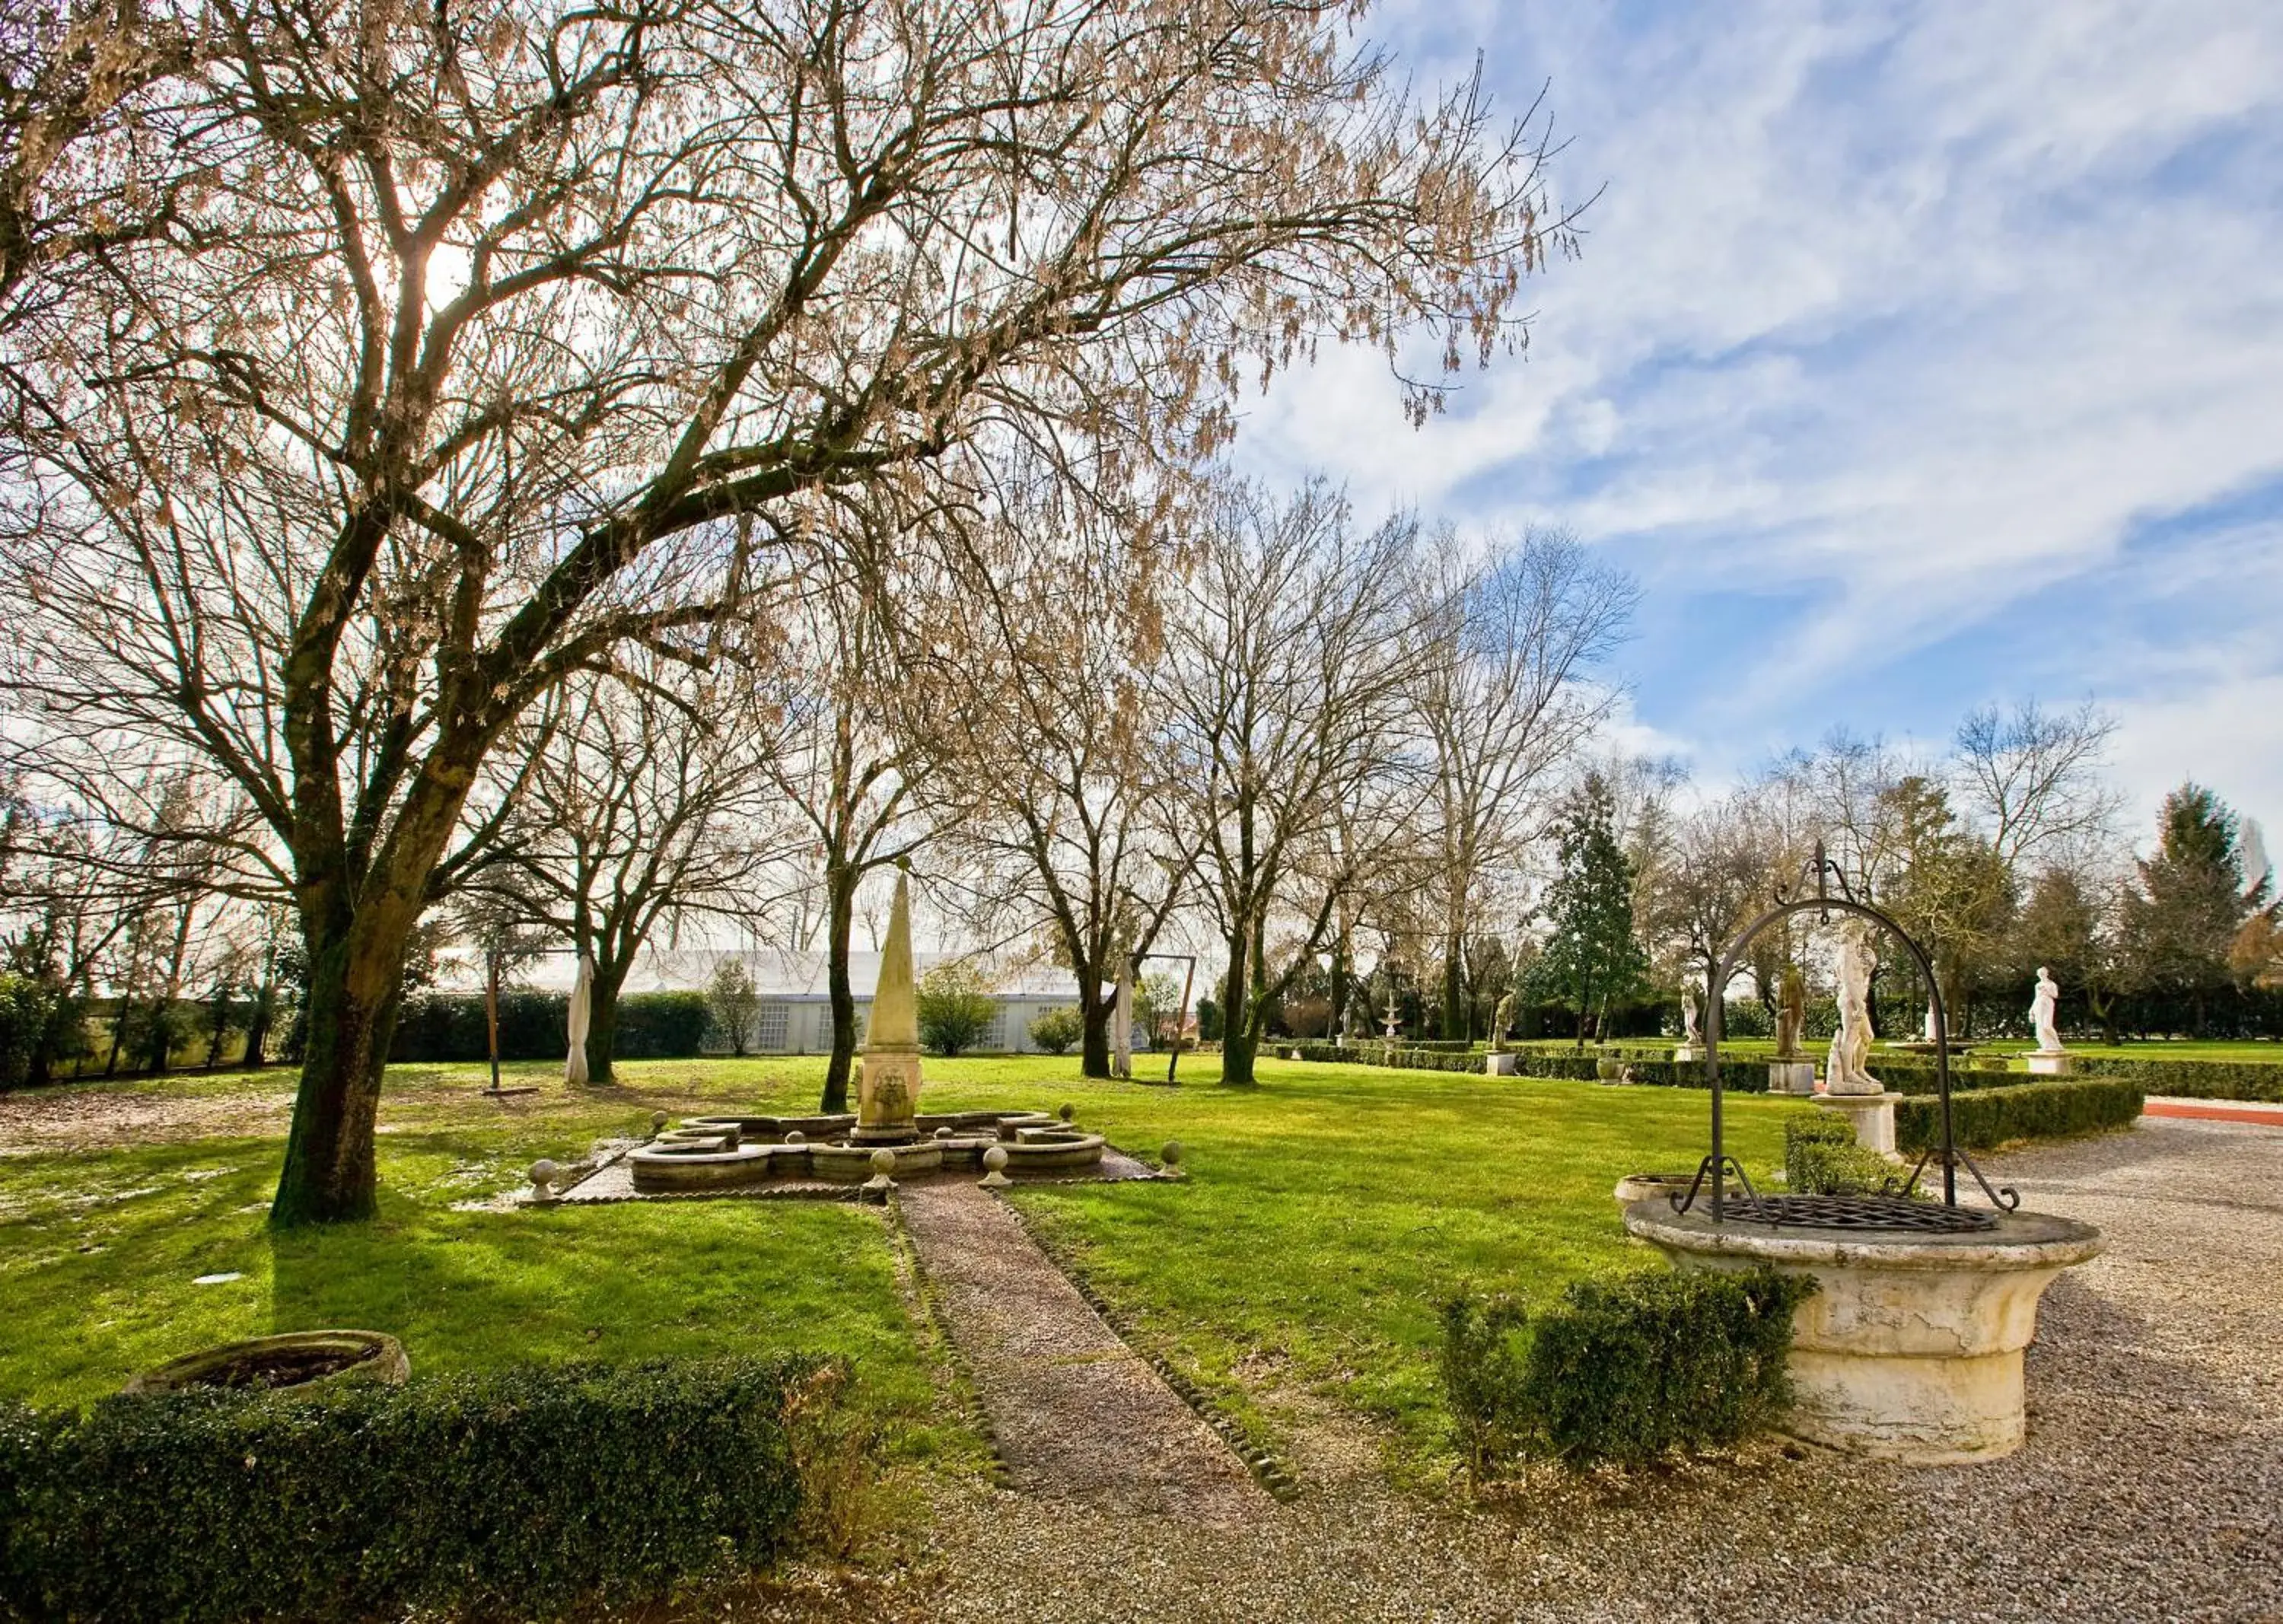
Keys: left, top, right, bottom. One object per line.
{"left": 1680, "top": 987, "right": 1702, "bottom": 1047}
{"left": 1825, "top": 920, "right": 1882, "bottom": 1095}
{"left": 2030, "top": 966, "right": 2064, "bottom": 1055}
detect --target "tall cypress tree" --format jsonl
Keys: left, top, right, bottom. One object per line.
{"left": 1528, "top": 774, "right": 1650, "bottom": 1047}
{"left": 2122, "top": 783, "right": 2266, "bottom": 1035}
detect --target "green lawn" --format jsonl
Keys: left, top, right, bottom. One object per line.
{"left": 2, "top": 1052, "right": 1801, "bottom": 1473}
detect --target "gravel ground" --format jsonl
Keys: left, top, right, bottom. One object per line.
{"left": 839, "top": 1118, "right": 2281, "bottom": 1623}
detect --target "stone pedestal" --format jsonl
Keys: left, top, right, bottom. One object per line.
{"left": 1623, "top": 1203, "right": 2103, "bottom": 1463}
{"left": 1816, "top": 1090, "right": 1902, "bottom": 1157}
{"left": 2026, "top": 1051, "right": 2076, "bottom": 1077}
{"left": 1671, "top": 1044, "right": 1702, "bottom": 1064}
{"left": 1485, "top": 1052, "right": 1519, "bottom": 1076}
{"left": 1769, "top": 1060, "right": 1817, "bottom": 1095}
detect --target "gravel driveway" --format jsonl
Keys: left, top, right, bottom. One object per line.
{"left": 868, "top": 1116, "right": 2281, "bottom": 1623}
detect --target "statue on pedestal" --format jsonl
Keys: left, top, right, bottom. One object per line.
{"left": 1775, "top": 963, "right": 1807, "bottom": 1059}
{"left": 1825, "top": 921, "right": 1881, "bottom": 1095}
{"left": 1680, "top": 986, "right": 1702, "bottom": 1049}
{"left": 1489, "top": 991, "right": 1516, "bottom": 1053}
{"left": 2030, "top": 966, "right": 2064, "bottom": 1055}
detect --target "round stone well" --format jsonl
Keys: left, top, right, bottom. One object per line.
{"left": 1624, "top": 1199, "right": 2101, "bottom": 1463}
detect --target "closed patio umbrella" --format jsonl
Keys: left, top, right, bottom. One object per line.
{"left": 566, "top": 951, "right": 594, "bottom": 1086}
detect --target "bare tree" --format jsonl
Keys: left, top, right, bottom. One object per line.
{"left": 0, "top": 0, "right": 1571, "bottom": 1221}
{"left": 1953, "top": 699, "right": 2121, "bottom": 874}
{"left": 1641, "top": 791, "right": 1773, "bottom": 1018}
{"left": 1160, "top": 482, "right": 1428, "bottom": 1086}
{"left": 0, "top": 0, "right": 206, "bottom": 326}
{"left": 759, "top": 571, "right": 925, "bottom": 1113}
{"left": 1412, "top": 527, "right": 1634, "bottom": 1037}
{"left": 463, "top": 658, "right": 787, "bottom": 1084}
{"left": 916, "top": 483, "right": 1192, "bottom": 1078}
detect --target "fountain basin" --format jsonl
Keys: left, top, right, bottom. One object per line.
{"left": 807, "top": 1140, "right": 946, "bottom": 1183}
{"left": 1001, "top": 1132, "right": 1108, "bottom": 1171}
{"left": 629, "top": 1142, "right": 783, "bottom": 1191}
{"left": 1623, "top": 1199, "right": 2102, "bottom": 1463}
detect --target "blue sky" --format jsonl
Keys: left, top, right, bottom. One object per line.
{"left": 1231, "top": 0, "right": 2283, "bottom": 847}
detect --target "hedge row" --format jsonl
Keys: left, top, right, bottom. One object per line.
{"left": 0, "top": 1356, "right": 820, "bottom": 1624}
{"left": 1283, "top": 1043, "right": 1769, "bottom": 1092}
{"left": 1896, "top": 1077, "right": 2144, "bottom": 1154}
{"left": 389, "top": 990, "right": 711, "bottom": 1063}
{"left": 1440, "top": 1268, "right": 1814, "bottom": 1473}
{"left": 2074, "top": 1055, "right": 2283, "bottom": 1103}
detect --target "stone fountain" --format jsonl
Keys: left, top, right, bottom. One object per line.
{"left": 626, "top": 868, "right": 1105, "bottom": 1195}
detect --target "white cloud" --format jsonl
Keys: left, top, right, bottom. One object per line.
{"left": 1229, "top": 0, "right": 2283, "bottom": 832}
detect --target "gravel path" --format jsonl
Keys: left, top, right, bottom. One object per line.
{"left": 861, "top": 1118, "right": 2281, "bottom": 1623}
{"left": 896, "top": 1182, "right": 1262, "bottom": 1524}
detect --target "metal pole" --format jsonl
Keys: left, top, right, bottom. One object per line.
{"left": 1168, "top": 957, "right": 1196, "bottom": 1085}
{"left": 485, "top": 950, "right": 501, "bottom": 1094}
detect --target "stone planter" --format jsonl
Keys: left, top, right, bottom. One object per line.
{"left": 1623, "top": 1202, "right": 2102, "bottom": 1463}
{"left": 1485, "top": 1052, "right": 1519, "bottom": 1076}
{"left": 127, "top": 1330, "right": 408, "bottom": 1397}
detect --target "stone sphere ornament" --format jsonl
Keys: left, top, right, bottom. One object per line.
{"left": 651, "top": 1111, "right": 670, "bottom": 1133}
{"left": 1058, "top": 1102, "right": 1077, "bottom": 1122}
{"left": 979, "top": 1144, "right": 1013, "bottom": 1190}
{"left": 528, "top": 1159, "right": 561, "bottom": 1202}
{"left": 870, "top": 1148, "right": 897, "bottom": 1177}
{"left": 1161, "top": 1141, "right": 1183, "bottom": 1170}
{"left": 935, "top": 1126, "right": 956, "bottom": 1140}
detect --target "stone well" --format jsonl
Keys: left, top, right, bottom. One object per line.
{"left": 1624, "top": 1200, "right": 2103, "bottom": 1463}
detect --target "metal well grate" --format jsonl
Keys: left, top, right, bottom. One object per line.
{"left": 1715, "top": 1193, "right": 1998, "bottom": 1234}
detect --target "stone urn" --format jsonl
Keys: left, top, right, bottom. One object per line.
{"left": 126, "top": 1330, "right": 409, "bottom": 1397}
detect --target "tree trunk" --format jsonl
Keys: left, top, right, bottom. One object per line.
{"left": 1219, "top": 946, "right": 1258, "bottom": 1086}
{"left": 1079, "top": 979, "right": 1111, "bottom": 1078}
{"left": 1327, "top": 931, "right": 1349, "bottom": 1043}
{"left": 587, "top": 960, "right": 631, "bottom": 1085}
{"left": 819, "top": 860, "right": 860, "bottom": 1113}
{"left": 1443, "top": 936, "right": 1467, "bottom": 1043}
{"left": 269, "top": 925, "right": 408, "bottom": 1227}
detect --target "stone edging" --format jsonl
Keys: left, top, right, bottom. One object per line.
{"left": 883, "top": 1193, "right": 1014, "bottom": 1491}
{"left": 991, "top": 1193, "right": 1301, "bottom": 1504}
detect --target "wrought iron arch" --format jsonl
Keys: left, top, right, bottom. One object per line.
{"left": 1674, "top": 846, "right": 2020, "bottom": 1225}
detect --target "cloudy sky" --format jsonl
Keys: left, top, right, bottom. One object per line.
{"left": 1231, "top": 0, "right": 2283, "bottom": 852}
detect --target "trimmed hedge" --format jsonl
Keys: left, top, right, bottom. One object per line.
{"left": 613, "top": 991, "right": 711, "bottom": 1059}
{"left": 1896, "top": 1077, "right": 2144, "bottom": 1154}
{"left": 2075, "top": 1054, "right": 2283, "bottom": 1104}
{"left": 1441, "top": 1267, "right": 1815, "bottom": 1473}
{"left": 0, "top": 1356, "right": 821, "bottom": 1624}
{"left": 389, "top": 989, "right": 711, "bottom": 1063}
{"left": 1785, "top": 1113, "right": 1900, "bottom": 1196}
{"left": 1284, "top": 1042, "right": 1769, "bottom": 1092}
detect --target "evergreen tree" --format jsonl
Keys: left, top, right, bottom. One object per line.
{"left": 1527, "top": 774, "right": 1650, "bottom": 1046}
{"left": 2122, "top": 783, "right": 2268, "bottom": 1035}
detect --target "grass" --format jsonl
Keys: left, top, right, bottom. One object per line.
{"left": 0, "top": 1051, "right": 1871, "bottom": 1472}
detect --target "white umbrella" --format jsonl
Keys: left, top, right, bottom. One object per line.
{"left": 566, "top": 951, "right": 594, "bottom": 1085}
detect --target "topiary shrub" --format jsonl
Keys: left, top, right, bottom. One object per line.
{"left": 1441, "top": 1267, "right": 1816, "bottom": 1475}
{"left": 1026, "top": 1006, "right": 1083, "bottom": 1056}
{"left": 0, "top": 1355, "right": 826, "bottom": 1624}
{"left": 1784, "top": 1113, "right": 1902, "bottom": 1196}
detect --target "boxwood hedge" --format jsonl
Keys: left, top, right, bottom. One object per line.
{"left": 0, "top": 1355, "right": 823, "bottom": 1624}
{"left": 1896, "top": 1077, "right": 2143, "bottom": 1154}
{"left": 1441, "top": 1267, "right": 1815, "bottom": 1473}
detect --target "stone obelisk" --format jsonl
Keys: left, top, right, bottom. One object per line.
{"left": 854, "top": 868, "right": 922, "bottom": 1144}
